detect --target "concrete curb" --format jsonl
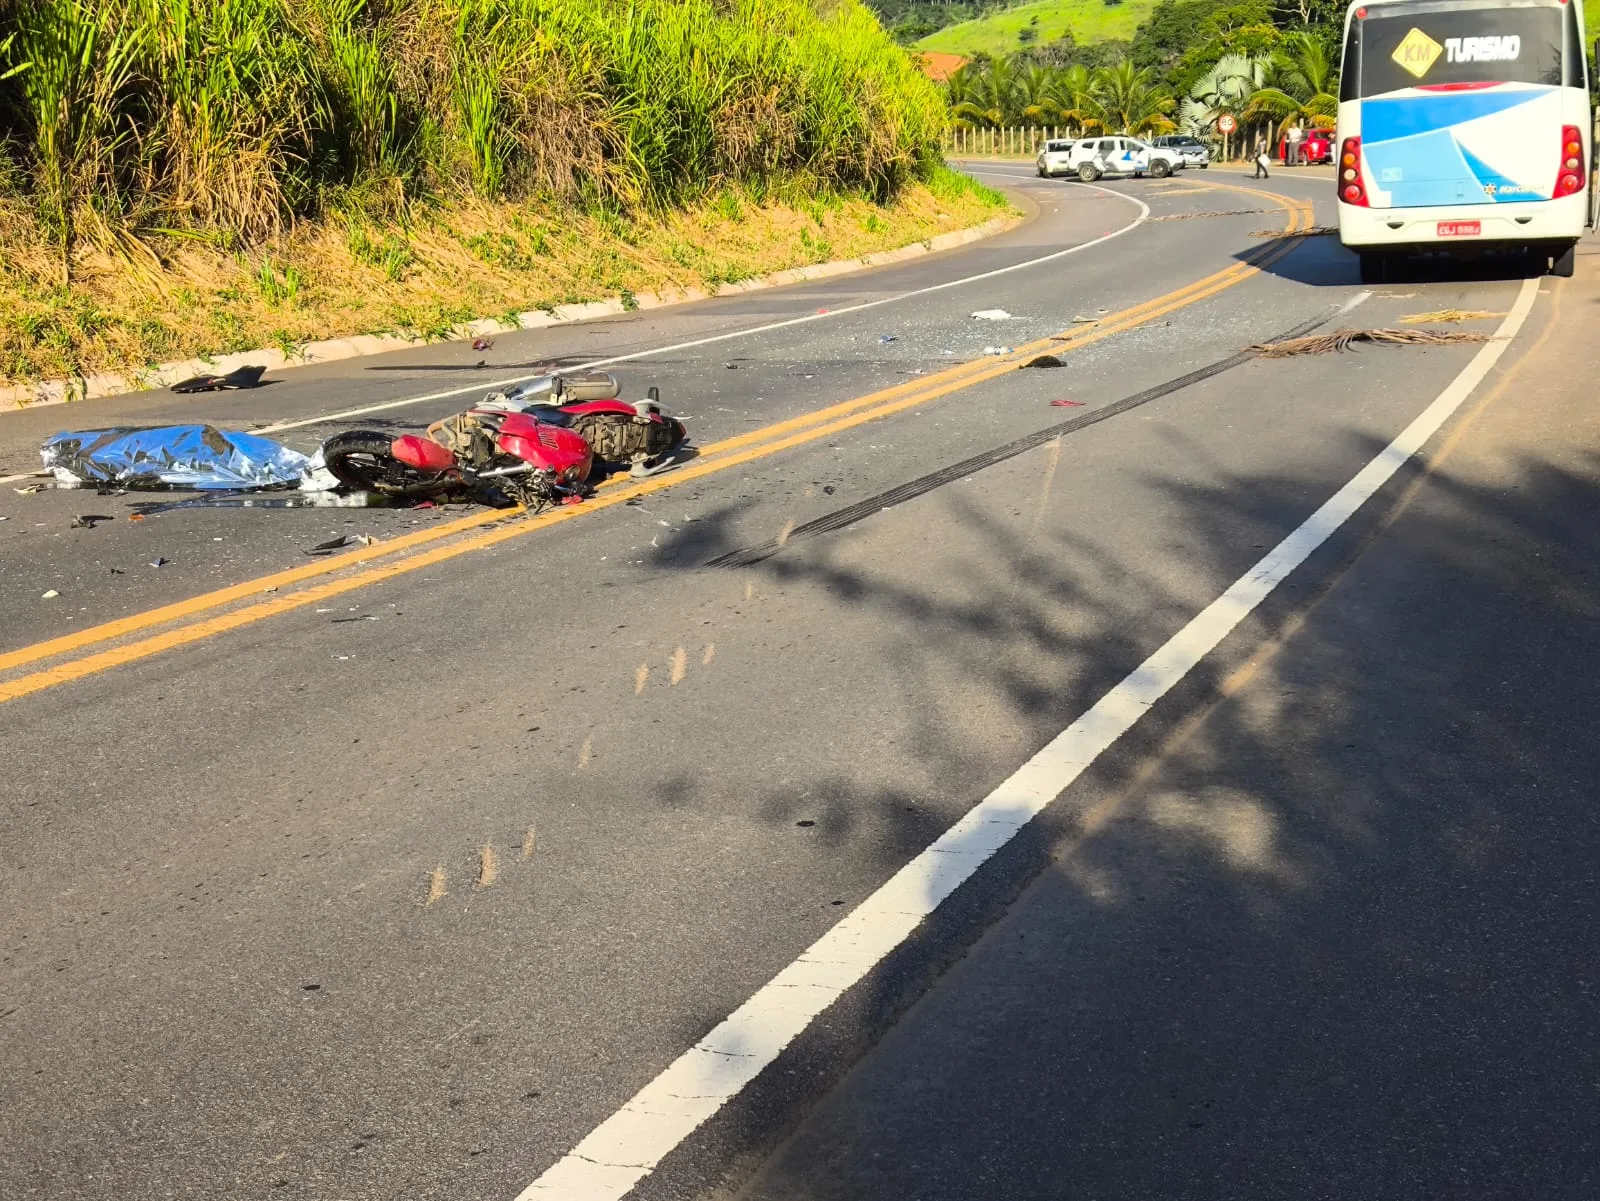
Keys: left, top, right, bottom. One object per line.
{"left": 0, "top": 215, "right": 1015, "bottom": 414}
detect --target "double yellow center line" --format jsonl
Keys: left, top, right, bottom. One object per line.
{"left": 0, "top": 183, "right": 1313, "bottom": 705}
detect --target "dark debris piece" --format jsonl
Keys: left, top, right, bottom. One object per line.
{"left": 171, "top": 365, "right": 268, "bottom": 394}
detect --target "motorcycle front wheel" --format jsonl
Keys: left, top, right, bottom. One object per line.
{"left": 320, "top": 430, "right": 454, "bottom": 497}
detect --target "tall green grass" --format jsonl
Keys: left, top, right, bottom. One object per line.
{"left": 0, "top": 0, "right": 945, "bottom": 271}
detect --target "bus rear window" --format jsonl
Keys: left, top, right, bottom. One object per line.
{"left": 1357, "top": 7, "right": 1564, "bottom": 96}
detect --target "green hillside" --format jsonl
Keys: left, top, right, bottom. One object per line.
{"left": 914, "top": 0, "right": 1155, "bottom": 56}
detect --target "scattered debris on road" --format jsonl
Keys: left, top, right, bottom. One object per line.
{"left": 1050, "top": 399, "right": 1085, "bottom": 407}
{"left": 983, "top": 346, "right": 1014, "bottom": 355}
{"left": 40, "top": 589, "right": 59, "bottom": 599}
{"left": 308, "top": 534, "right": 379, "bottom": 555}
{"left": 970, "top": 309, "right": 1013, "bottom": 321}
{"left": 13, "top": 483, "right": 45, "bottom": 495}
{"left": 149, "top": 557, "right": 168, "bottom": 567}
{"left": 1148, "top": 208, "right": 1271, "bottom": 222}
{"left": 1021, "top": 354, "right": 1065, "bottom": 369}
{"left": 69, "top": 514, "right": 113, "bottom": 529}
{"left": 1400, "top": 309, "right": 1504, "bottom": 325}
{"left": 1246, "top": 225, "right": 1337, "bottom": 237}
{"left": 1251, "top": 328, "right": 1498, "bottom": 357}
{"left": 878, "top": 334, "right": 898, "bottom": 343}
{"left": 472, "top": 337, "right": 494, "bottom": 351}
{"left": 170, "top": 365, "right": 268, "bottom": 394}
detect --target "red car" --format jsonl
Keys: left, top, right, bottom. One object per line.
{"left": 1279, "top": 128, "right": 1334, "bottom": 164}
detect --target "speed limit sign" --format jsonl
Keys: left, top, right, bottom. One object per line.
{"left": 1218, "top": 114, "right": 1237, "bottom": 134}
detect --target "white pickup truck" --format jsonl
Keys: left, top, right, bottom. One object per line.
{"left": 1067, "top": 136, "right": 1183, "bottom": 182}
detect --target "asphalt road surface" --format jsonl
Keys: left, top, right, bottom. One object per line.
{"left": 3, "top": 163, "right": 1594, "bottom": 1201}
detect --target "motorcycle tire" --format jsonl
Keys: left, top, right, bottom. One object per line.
{"left": 572, "top": 413, "right": 685, "bottom": 466}
{"left": 320, "top": 430, "right": 455, "bottom": 497}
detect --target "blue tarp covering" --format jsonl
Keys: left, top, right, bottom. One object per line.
{"left": 42, "top": 425, "right": 312, "bottom": 490}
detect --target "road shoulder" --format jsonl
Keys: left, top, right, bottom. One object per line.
{"left": 734, "top": 262, "right": 1600, "bottom": 1200}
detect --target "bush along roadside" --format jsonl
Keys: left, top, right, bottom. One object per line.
{"left": 0, "top": 0, "right": 999, "bottom": 391}
{"left": 0, "top": 168, "right": 1010, "bottom": 399}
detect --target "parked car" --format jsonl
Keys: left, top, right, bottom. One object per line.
{"left": 1035, "top": 138, "right": 1077, "bottom": 178}
{"left": 1150, "top": 134, "right": 1211, "bottom": 169}
{"left": 1279, "top": 128, "right": 1334, "bottom": 164}
{"left": 1067, "top": 136, "right": 1183, "bottom": 181}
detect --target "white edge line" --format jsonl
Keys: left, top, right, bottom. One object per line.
{"left": 253, "top": 186, "right": 1150, "bottom": 436}
{"left": 512, "top": 273, "right": 1539, "bottom": 1201}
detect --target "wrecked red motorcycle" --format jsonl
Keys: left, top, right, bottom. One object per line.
{"left": 319, "top": 373, "right": 687, "bottom": 506}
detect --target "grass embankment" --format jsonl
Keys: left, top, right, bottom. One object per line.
{"left": 0, "top": 0, "right": 1005, "bottom": 387}
{"left": 0, "top": 169, "right": 1005, "bottom": 385}
{"left": 915, "top": 0, "right": 1155, "bottom": 57}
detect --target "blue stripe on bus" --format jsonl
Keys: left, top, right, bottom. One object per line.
{"left": 1362, "top": 89, "right": 1545, "bottom": 144}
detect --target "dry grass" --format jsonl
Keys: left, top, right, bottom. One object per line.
{"left": 1250, "top": 327, "right": 1498, "bottom": 358}
{"left": 1147, "top": 208, "right": 1271, "bottom": 222}
{"left": 0, "top": 174, "right": 1004, "bottom": 386}
{"left": 476, "top": 844, "right": 498, "bottom": 889}
{"left": 1399, "top": 309, "right": 1504, "bottom": 325}
{"left": 423, "top": 865, "right": 448, "bottom": 907}
{"left": 1246, "top": 225, "right": 1338, "bottom": 237}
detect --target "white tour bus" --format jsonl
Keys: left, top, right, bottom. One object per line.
{"left": 1336, "top": 0, "right": 1594, "bottom": 281}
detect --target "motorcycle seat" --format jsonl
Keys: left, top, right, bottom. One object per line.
{"left": 522, "top": 406, "right": 574, "bottom": 427}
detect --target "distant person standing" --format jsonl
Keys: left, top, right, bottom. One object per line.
{"left": 1287, "top": 122, "right": 1304, "bottom": 167}
{"left": 1253, "top": 133, "right": 1270, "bottom": 178}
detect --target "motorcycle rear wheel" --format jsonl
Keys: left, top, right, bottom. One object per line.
{"left": 572, "top": 413, "right": 685, "bottom": 465}
{"left": 321, "top": 430, "right": 454, "bottom": 497}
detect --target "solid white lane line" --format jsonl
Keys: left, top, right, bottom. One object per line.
{"left": 254, "top": 188, "right": 1150, "bottom": 435}
{"left": 513, "top": 274, "right": 1540, "bottom": 1201}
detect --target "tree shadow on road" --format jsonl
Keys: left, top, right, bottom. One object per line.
{"left": 632, "top": 428, "right": 1600, "bottom": 1201}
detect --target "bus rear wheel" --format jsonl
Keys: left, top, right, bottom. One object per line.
{"left": 1358, "top": 252, "right": 1389, "bottom": 284}
{"left": 1552, "top": 243, "right": 1577, "bottom": 278}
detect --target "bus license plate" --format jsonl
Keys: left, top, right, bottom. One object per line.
{"left": 1438, "top": 221, "right": 1481, "bottom": 237}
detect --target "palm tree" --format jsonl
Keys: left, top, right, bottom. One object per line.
{"left": 1092, "top": 62, "right": 1176, "bottom": 137}
{"left": 948, "top": 55, "right": 1026, "bottom": 129}
{"left": 1016, "top": 63, "right": 1062, "bottom": 126}
{"left": 1182, "top": 53, "right": 1265, "bottom": 131}
{"left": 1054, "top": 64, "right": 1103, "bottom": 137}
{"left": 1243, "top": 34, "right": 1338, "bottom": 135}
{"left": 945, "top": 63, "right": 986, "bottom": 129}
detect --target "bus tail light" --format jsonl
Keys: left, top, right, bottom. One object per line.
{"left": 1338, "top": 137, "right": 1368, "bottom": 206}
{"left": 1554, "top": 125, "right": 1585, "bottom": 198}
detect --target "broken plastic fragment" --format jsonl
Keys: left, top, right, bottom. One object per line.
{"left": 983, "top": 346, "right": 1014, "bottom": 356}
{"left": 1050, "top": 399, "right": 1084, "bottom": 408}
{"left": 41, "top": 589, "right": 60, "bottom": 599}
{"left": 970, "top": 309, "right": 1013, "bottom": 321}
{"left": 170, "top": 364, "right": 268, "bottom": 394}
{"left": 307, "top": 533, "right": 378, "bottom": 554}
{"left": 472, "top": 337, "right": 494, "bottom": 351}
